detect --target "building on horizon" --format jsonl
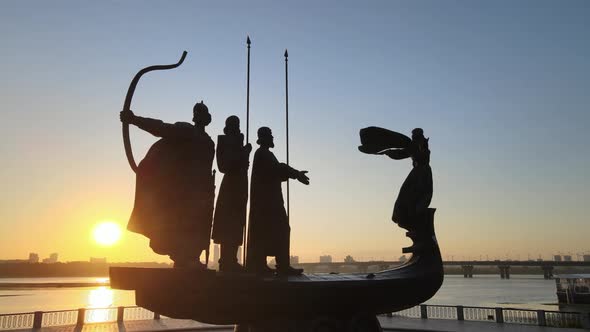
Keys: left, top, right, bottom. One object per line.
{"left": 90, "top": 257, "right": 107, "bottom": 264}
{"left": 28, "top": 253, "right": 39, "bottom": 263}
{"left": 42, "top": 253, "right": 58, "bottom": 264}
{"left": 583, "top": 255, "right": 590, "bottom": 262}
{"left": 398, "top": 255, "right": 408, "bottom": 263}
{"left": 290, "top": 255, "right": 299, "bottom": 265}
{"left": 319, "top": 255, "right": 332, "bottom": 263}
{"left": 563, "top": 255, "right": 572, "bottom": 262}
{"left": 554, "top": 255, "right": 562, "bottom": 262}
{"left": 0, "top": 259, "right": 27, "bottom": 264}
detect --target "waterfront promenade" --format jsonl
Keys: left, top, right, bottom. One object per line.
{"left": 9, "top": 316, "right": 585, "bottom": 332}
{"left": 2, "top": 304, "right": 587, "bottom": 331}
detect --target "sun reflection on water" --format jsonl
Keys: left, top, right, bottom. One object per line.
{"left": 95, "top": 277, "right": 109, "bottom": 284}
{"left": 86, "top": 286, "right": 115, "bottom": 323}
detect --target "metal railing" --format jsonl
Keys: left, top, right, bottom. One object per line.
{"left": 463, "top": 306, "right": 497, "bottom": 321}
{"left": 546, "top": 311, "right": 584, "bottom": 328}
{"left": 386, "top": 306, "right": 420, "bottom": 318}
{"left": 0, "top": 304, "right": 587, "bottom": 330}
{"left": 426, "top": 305, "right": 458, "bottom": 320}
{"left": 40, "top": 310, "right": 78, "bottom": 327}
{"left": 388, "top": 304, "right": 586, "bottom": 328}
{"left": 0, "top": 312, "right": 34, "bottom": 330}
{"left": 0, "top": 306, "right": 157, "bottom": 330}
{"left": 503, "top": 308, "right": 538, "bottom": 325}
{"left": 122, "top": 306, "right": 156, "bottom": 321}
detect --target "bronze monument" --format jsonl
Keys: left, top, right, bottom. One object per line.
{"left": 110, "top": 49, "right": 443, "bottom": 332}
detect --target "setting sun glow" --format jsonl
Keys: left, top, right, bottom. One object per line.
{"left": 93, "top": 222, "right": 122, "bottom": 246}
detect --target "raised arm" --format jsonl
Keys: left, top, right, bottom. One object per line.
{"left": 253, "top": 149, "right": 310, "bottom": 185}
{"left": 120, "top": 110, "right": 192, "bottom": 139}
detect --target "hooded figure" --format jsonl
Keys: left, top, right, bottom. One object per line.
{"left": 246, "top": 127, "right": 309, "bottom": 275}
{"left": 120, "top": 102, "right": 215, "bottom": 268}
{"left": 212, "top": 116, "right": 251, "bottom": 272}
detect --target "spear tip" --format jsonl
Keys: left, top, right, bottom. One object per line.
{"left": 284, "top": 49, "right": 288, "bottom": 58}
{"left": 247, "top": 36, "right": 251, "bottom": 45}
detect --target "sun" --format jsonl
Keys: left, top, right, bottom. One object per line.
{"left": 93, "top": 221, "right": 122, "bottom": 246}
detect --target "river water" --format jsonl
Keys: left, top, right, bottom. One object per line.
{"left": 0, "top": 275, "right": 559, "bottom": 315}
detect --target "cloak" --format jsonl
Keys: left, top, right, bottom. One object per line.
{"left": 126, "top": 118, "right": 215, "bottom": 260}
{"left": 392, "top": 164, "right": 433, "bottom": 227}
{"left": 212, "top": 133, "right": 249, "bottom": 245}
{"left": 247, "top": 148, "right": 298, "bottom": 257}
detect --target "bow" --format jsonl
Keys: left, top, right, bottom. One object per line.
{"left": 122, "top": 51, "right": 188, "bottom": 172}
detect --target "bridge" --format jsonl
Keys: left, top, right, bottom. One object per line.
{"left": 293, "top": 260, "right": 590, "bottom": 279}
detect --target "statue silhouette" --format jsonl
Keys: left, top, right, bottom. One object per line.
{"left": 111, "top": 125, "right": 444, "bottom": 331}
{"left": 359, "top": 127, "right": 433, "bottom": 229}
{"left": 212, "top": 116, "right": 251, "bottom": 272}
{"left": 120, "top": 102, "right": 215, "bottom": 268}
{"left": 246, "top": 127, "right": 309, "bottom": 275}
{"left": 111, "top": 48, "right": 444, "bottom": 330}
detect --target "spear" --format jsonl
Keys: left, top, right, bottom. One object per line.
{"left": 246, "top": 36, "right": 251, "bottom": 144}
{"left": 243, "top": 36, "right": 251, "bottom": 265}
{"left": 284, "top": 49, "right": 290, "bottom": 222}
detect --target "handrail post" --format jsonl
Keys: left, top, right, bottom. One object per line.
{"left": 33, "top": 311, "right": 43, "bottom": 329}
{"left": 420, "top": 305, "right": 428, "bottom": 319}
{"left": 537, "top": 310, "right": 546, "bottom": 326}
{"left": 495, "top": 308, "right": 504, "bottom": 323}
{"left": 117, "top": 306, "right": 125, "bottom": 323}
{"left": 76, "top": 308, "right": 86, "bottom": 327}
{"left": 154, "top": 312, "right": 161, "bottom": 320}
{"left": 456, "top": 305, "right": 464, "bottom": 321}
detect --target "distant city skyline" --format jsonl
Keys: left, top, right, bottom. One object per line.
{"left": 1, "top": 250, "right": 590, "bottom": 264}
{"left": 1, "top": 1, "right": 589, "bottom": 263}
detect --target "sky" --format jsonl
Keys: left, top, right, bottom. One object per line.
{"left": 0, "top": 1, "right": 589, "bottom": 263}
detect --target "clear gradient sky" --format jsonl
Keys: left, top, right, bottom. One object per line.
{"left": 1, "top": 1, "right": 589, "bottom": 263}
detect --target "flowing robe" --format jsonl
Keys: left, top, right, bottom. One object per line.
{"left": 212, "top": 133, "right": 249, "bottom": 245}
{"left": 247, "top": 148, "right": 298, "bottom": 260}
{"left": 126, "top": 117, "right": 215, "bottom": 261}
{"left": 392, "top": 163, "right": 433, "bottom": 227}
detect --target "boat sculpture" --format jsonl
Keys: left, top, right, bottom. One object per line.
{"left": 111, "top": 209, "right": 441, "bottom": 330}
{"left": 110, "top": 53, "right": 443, "bottom": 331}
{"left": 110, "top": 127, "right": 443, "bottom": 332}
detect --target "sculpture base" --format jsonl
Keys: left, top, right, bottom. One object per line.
{"left": 110, "top": 266, "right": 439, "bottom": 325}
{"left": 109, "top": 209, "right": 442, "bottom": 327}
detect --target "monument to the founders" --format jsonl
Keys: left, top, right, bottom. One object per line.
{"left": 110, "top": 44, "right": 443, "bottom": 332}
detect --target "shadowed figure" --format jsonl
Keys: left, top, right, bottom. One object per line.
{"left": 111, "top": 126, "right": 444, "bottom": 332}
{"left": 246, "top": 127, "right": 309, "bottom": 276}
{"left": 359, "top": 127, "right": 433, "bottom": 229}
{"left": 212, "top": 116, "right": 251, "bottom": 272}
{"left": 120, "top": 102, "right": 215, "bottom": 269}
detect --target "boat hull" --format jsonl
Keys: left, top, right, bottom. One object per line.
{"left": 110, "top": 209, "right": 443, "bottom": 325}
